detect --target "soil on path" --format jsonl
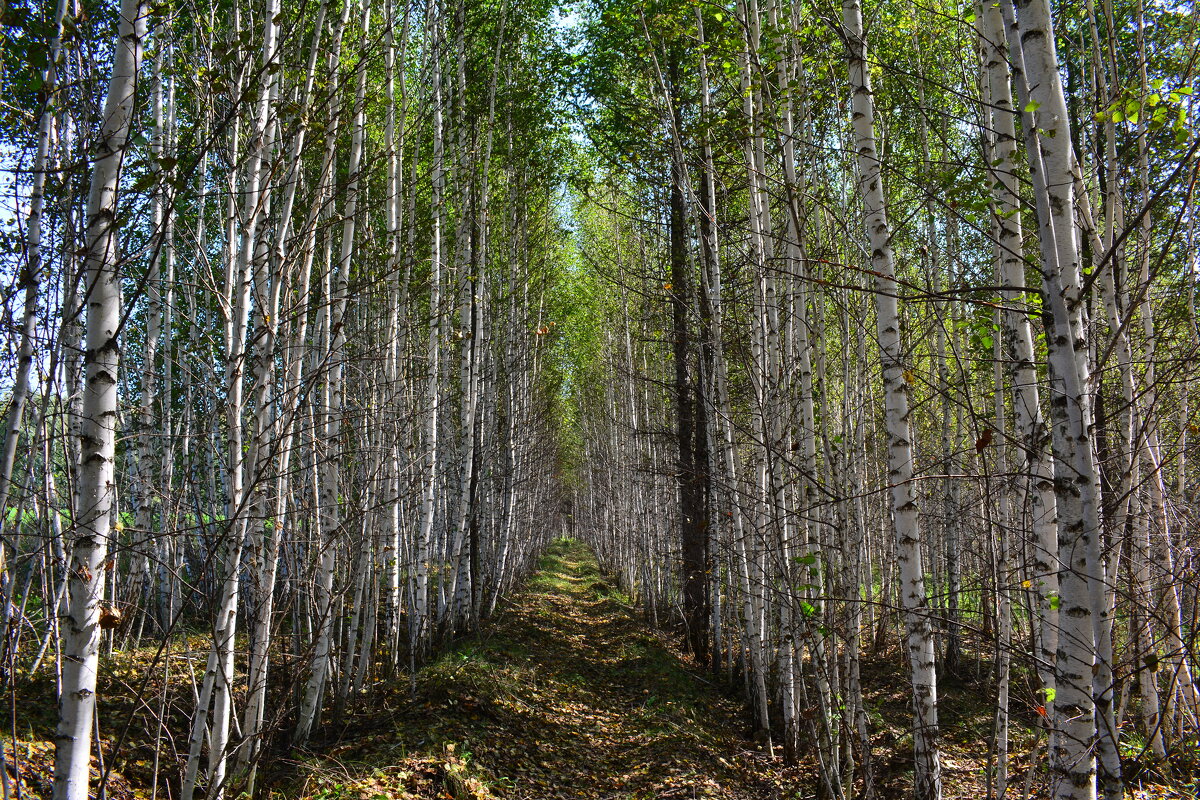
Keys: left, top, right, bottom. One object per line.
{"left": 291, "top": 540, "right": 790, "bottom": 800}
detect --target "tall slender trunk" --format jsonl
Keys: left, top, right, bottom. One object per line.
{"left": 1, "top": 0, "right": 67, "bottom": 595}
{"left": 52, "top": 0, "right": 148, "bottom": 795}
{"left": 978, "top": 0, "right": 1060, "bottom": 712}
{"left": 413, "top": 0, "right": 445, "bottom": 664}
{"left": 1009, "top": 0, "right": 1110, "bottom": 795}
{"left": 843, "top": 2, "right": 940, "bottom": 796}
{"left": 236, "top": 0, "right": 331, "bottom": 782}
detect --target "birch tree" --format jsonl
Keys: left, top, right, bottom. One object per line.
{"left": 843, "top": 2, "right": 940, "bottom": 795}
{"left": 52, "top": 0, "right": 149, "bottom": 795}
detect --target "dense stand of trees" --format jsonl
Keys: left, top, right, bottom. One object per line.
{"left": 2, "top": 0, "right": 575, "bottom": 797}
{"left": 568, "top": 1, "right": 1198, "bottom": 799}
{"left": 0, "top": 0, "right": 1197, "bottom": 797}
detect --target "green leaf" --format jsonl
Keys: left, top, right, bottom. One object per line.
{"left": 1024, "top": 100, "right": 1040, "bottom": 113}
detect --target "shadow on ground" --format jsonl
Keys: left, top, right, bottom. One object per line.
{"left": 284, "top": 539, "right": 786, "bottom": 800}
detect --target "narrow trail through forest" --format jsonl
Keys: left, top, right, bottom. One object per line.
{"left": 290, "top": 540, "right": 792, "bottom": 800}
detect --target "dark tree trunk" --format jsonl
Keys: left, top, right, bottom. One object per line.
{"left": 668, "top": 51, "right": 707, "bottom": 663}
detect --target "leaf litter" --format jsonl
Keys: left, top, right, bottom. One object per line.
{"left": 287, "top": 540, "right": 792, "bottom": 800}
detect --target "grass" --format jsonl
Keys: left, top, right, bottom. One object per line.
{"left": 11, "top": 538, "right": 1189, "bottom": 799}
{"left": 283, "top": 538, "right": 785, "bottom": 800}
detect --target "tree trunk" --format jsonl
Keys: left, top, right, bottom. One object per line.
{"left": 843, "top": 2, "right": 941, "bottom": 796}
{"left": 53, "top": 0, "right": 148, "bottom": 795}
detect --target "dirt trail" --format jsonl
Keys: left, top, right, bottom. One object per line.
{"left": 294, "top": 540, "right": 788, "bottom": 800}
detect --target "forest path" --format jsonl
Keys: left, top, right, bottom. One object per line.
{"left": 292, "top": 539, "right": 788, "bottom": 800}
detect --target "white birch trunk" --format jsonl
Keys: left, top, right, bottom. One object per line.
{"left": 414, "top": 0, "right": 446, "bottom": 658}
{"left": 1009, "top": 0, "right": 1108, "bottom": 795}
{"left": 52, "top": 0, "right": 148, "bottom": 794}
{"left": 295, "top": 0, "right": 368, "bottom": 745}
{"left": 843, "top": 2, "right": 940, "bottom": 796}
{"left": 0, "top": 0, "right": 67, "bottom": 578}
{"left": 978, "top": 0, "right": 1060, "bottom": 709}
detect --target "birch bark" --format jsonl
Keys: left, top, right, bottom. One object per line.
{"left": 978, "top": 0, "right": 1059, "bottom": 707}
{"left": 1010, "top": 0, "right": 1109, "bottom": 794}
{"left": 843, "top": 2, "right": 940, "bottom": 796}
{"left": 295, "top": 0, "right": 368, "bottom": 747}
{"left": 53, "top": 0, "right": 148, "bottom": 795}
{"left": 413, "top": 0, "right": 446, "bottom": 659}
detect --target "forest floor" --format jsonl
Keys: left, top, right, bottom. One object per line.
{"left": 282, "top": 539, "right": 794, "bottom": 800}
{"left": 277, "top": 541, "right": 1192, "bottom": 800}
{"left": 7, "top": 540, "right": 1191, "bottom": 799}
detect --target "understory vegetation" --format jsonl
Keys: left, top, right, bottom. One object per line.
{"left": 0, "top": 0, "right": 1197, "bottom": 796}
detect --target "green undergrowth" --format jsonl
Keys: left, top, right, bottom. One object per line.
{"left": 284, "top": 538, "right": 787, "bottom": 800}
